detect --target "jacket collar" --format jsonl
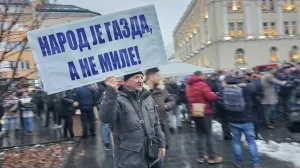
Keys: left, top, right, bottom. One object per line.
{"left": 118, "top": 85, "right": 150, "bottom": 100}
{"left": 143, "top": 80, "right": 165, "bottom": 94}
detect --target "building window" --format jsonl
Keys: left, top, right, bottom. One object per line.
{"left": 270, "top": 47, "right": 279, "bottom": 62}
{"left": 228, "top": 0, "right": 242, "bottom": 11}
{"left": 0, "top": 22, "right": 27, "bottom": 32}
{"left": 290, "top": 46, "right": 299, "bottom": 62}
{"left": 0, "top": 42, "right": 27, "bottom": 51}
{"left": 284, "top": 22, "right": 289, "bottom": 35}
{"left": 292, "top": 21, "right": 297, "bottom": 35}
{"left": 229, "top": 22, "right": 243, "bottom": 38}
{"left": 10, "top": 61, "right": 29, "bottom": 70}
{"left": 262, "top": 0, "right": 274, "bottom": 11}
{"left": 229, "top": 23, "right": 235, "bottom": 37}
{"left": 235, "top": 49, "right": 245, "bottom": 64}
{"left": 283, "top": 0, "right": 296, "bottom": 11}
{"left": 263, "top": 22, "right": 277, "bottom": 37}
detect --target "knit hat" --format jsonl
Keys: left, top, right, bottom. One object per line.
{"left": 231, "top": 70, "right": 244, "bottom": 79}
{"left": 124, "top": 71, "right": 144, "bottom": 81}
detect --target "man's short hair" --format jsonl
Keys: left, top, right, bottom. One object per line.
{"left": 194, "top": 71, "right": 203, "bottom": 76}
{"left": 145, "top": 67, "right": 159, "bottom": 76}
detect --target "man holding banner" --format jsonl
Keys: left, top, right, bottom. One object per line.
{"left": 100, "top": 72, "right": 165, "bottom": 168}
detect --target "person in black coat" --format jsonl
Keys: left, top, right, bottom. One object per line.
{"left": 56, "top": 90, "right": 75, "bottom": 139}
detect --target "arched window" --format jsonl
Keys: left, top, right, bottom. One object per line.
{"left": 270, "top": 47, "right": 278, "bottom": 62}
{"left": 197, "top": 59, "right": 202, "bottom": 66}
{"left": 235, "top": 48, "right": 245, "bottom": 64}
{"left": 290, "top": 46, "right": 299, "bottom": 62}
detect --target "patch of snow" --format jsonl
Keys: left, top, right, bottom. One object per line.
{"left": 68, "top": 147, "right": 73, "bottom": 152}
{"left": 0, "top": 152, "right": 5, "bottom": 155}
{"left": 212, "top": 120, "right": 300, "bottom": 168}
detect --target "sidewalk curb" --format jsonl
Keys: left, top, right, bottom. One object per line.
{"left": 60, "top": 138, "right": 82, "bottom": 168}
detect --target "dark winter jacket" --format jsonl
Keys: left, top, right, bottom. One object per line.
{"left": 217, "top": 77, "right": 256, "bottom": 124}
{"left": 99, "top": 85, "right": 165, "bottom": 168}
{"left": 165, "top": 83, "right": 180, "bottom": 105}
{"left": 144, "top": 83, "right": 176, "bottom": 125}
{"left": 178, "top": 83, "right": 187, "bottom": 104}
{"left": 75, "top": 85, "right": 97, "bottom": 108}
{"left": 54, "top": 91, "right": 75, "bottom": 117}
{"left": 206, "top": 77, "right": 221, "bottom": 93}
{"left": 186, "top": 76, "right": 217, "bottom": 114}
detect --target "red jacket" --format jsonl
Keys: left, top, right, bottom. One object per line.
{"left": 186, "top": 76, "right": 217, "bottom": 114}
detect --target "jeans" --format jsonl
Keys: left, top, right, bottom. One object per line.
{"left": 24, "top": 117, "right": 34, "bottom": 132}
{"left": 63, "top": 116, "right": 74, "bottom": 138}
{"left": 80, "top": 107, "right": 96, "bottom": 137}
{"left": 168, "top": 105, "right": 182, "bottom": 128}
{"left": 271, "top": 105, "right": 277, "bottom": 121}
{"left": 229, "top": 123, "right": 260, "bottom": 166}
{"left": 193, "top": 114, "right": 216, "bottom": 159}
{"left": 263, "top": 105, "right": 274, "bottom": 124}
{"left": 5, "top": 116, "right": 17, "bottom": 132}
{"left": 102, "top": 123, "right": 110, "bottom": 144}
{"left": 181, "top": 104, "right": 191, "bottom": 121}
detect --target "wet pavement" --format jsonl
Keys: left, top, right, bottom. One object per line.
{"left": 0, "top": 117, "right": 65, "bottom": 149}
{"left": 66, "top": 121, "right": 296, "bottom": 168}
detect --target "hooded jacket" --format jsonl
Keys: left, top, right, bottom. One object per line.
{"left": 217, "top": 77, "right": 256, "bottom": 124}
{"left": 99, "top": 85, "right": 165, "bottom": 168}
{"left": 144, "top": 82, "right": 176, "bottom": 124}
{"left": 186, "top": 76, "right": 217, "bottom": 114}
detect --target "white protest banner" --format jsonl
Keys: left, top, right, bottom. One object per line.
{"left": 27, "top": 5, "right": 167, "bottom": 94}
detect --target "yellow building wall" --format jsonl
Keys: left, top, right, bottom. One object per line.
{"left": 0, "top": 3, "right": 37, "bottom": 80}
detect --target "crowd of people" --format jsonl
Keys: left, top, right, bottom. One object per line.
{"left": 0, "top": 62, "right": 300, "bottom": 168}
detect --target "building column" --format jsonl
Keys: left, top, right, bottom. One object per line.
{"left": 206, "top": 0, "right": 213, "bottom": 43}
{"left": 199, "top": 15, "right": 206, "bottom": 46}
{"left": 222, "top": 1, "right": 229, "bottom": 38}
{"left": 243, "top": 1, "right": 253, "bottom": 37}
{"left": 297, "top": 0, "right": 300, "bottom": 35}
{"left": 257, "top": 0, "right": 264, "bottom": 37}
{"left": 276, "top": 0, "right": 285, "bottom": 37}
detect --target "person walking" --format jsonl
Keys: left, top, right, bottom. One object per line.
{"left": 261, "top": 67, "right": 286, "bottom": 129}
{"left": 186, "top": 71, "right": 223, "bottom": 164}
{"left": 99, "top": 72, "right": 166, "bottom": 168}
{"left": 74, "top": 85, "right": 97, "bottom": 139}
{"left": 44, "top": 93, "right": 56, "bottom": 128}
{"left": 217, "top": 70, "right": 261, "bottom": 168}
{"left": 144, "top": 68, "right": 176, "bottom": 150}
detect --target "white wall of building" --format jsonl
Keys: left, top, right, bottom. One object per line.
{"left": 173, "top": 0, "right": 300, "bottom": 70}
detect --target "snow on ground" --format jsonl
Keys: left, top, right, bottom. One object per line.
{"left": 212, "top": 120, "right": 300, "bottom": 168}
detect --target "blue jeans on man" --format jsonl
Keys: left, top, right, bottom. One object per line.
{"left": 229, "top": 123, "right": 260, "bottom": 167}
{"left": 102, "top": 123, "right": 110, "bottom": 144}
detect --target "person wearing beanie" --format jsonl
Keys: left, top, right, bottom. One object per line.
{"left": 143, "top": 67, "right": 176, "bottom": 152}
{"left": 217, "top": 69, "right": 261, "bottom": 168}
{"left": 99, "top": 71, "right": 166, "bottom": 168}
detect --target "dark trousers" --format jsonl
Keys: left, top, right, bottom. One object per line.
{"left": 193, "top": 114, "right": 216, "bottom": 159}
{"left": 151, "top": 161, "right": 162, "bottom": 168}
{"left": 80, "top": 107, "right": 96, "bottom": 137}
{"left": 160, "top": 123, "right": 170, "bottom": 147}
{"left": 36, "top": 103, "right": 44, "bottom": 119}
{"left": 63, "top": 116, "right": 74, "bottom": 138}
{"left": 45, "top": 106, "right": 56, "bottom": 126}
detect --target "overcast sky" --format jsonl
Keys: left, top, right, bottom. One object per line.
{"left": 54, "top": 0, "right": 191, "bottom": 57}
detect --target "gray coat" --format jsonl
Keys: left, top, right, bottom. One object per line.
{"left": 100, "top": 85, "right": 165, "bottom": 168}
{"left": 261, "top": 73, "right": 283, "bottom": 105}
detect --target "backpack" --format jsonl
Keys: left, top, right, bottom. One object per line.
{"left": 223, "top": 85, "right": 245, "bottom": 112}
